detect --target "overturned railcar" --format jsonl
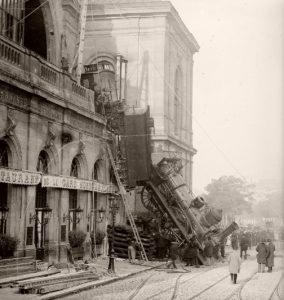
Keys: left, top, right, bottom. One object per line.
{"left": 110, "top": 105, "right": 238, "bottom": 262}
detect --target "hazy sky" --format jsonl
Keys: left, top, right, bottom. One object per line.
{"left": 170, "top": 0, "right": 283, "bottom": 191}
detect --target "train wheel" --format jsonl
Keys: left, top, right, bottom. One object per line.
{"left": 141, "top": 185, "right": 160, "bottom": 214}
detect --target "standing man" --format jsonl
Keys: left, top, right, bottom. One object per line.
{"left": 231, "top": 232, "right": 238, "bottom": 250}
{"left": 204, "top": 236, "right": 214, "bottom": 266}
{"left": 167, "top": 242, "right": 179, "bottom": 269}
{"left": 256, "top": 239, "right": 268, "bottom": 273}
{"left": 184, "top": 236, "right": 199, "bottom": 267}
{"left": 155, "top": 232, "right": 167, "bottom": 260}
{"left": 240, "top": 234, "right": 249, "bottom": 259}
{"left": 128, "top": 240, "right": 136, "bottom": 264}
{"left": 220, "top": 237, "right": 227, "bottom": 259}
{"left": 266, "top": 239, "right": 275, "bottom": 272}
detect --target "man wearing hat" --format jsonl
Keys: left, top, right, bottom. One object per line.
{"left": 266, "top": 239, "right": 275, "bottom": 272}
{"left": 166, "top": 241, "right": 179, "bottom": 269}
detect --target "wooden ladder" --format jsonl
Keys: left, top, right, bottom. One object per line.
{"left": 106, "top": 145, "right": 148, "bottom": 262}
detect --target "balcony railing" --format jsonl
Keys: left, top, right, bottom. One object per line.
{"left": 0, "top": 35, "right": 102, "bottom": 119}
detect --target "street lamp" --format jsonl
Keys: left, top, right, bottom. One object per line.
{"left": 108, "top": 194, "right": 120, "bottom": 273}
{"left": 29, "top": 206, "right": 52, "bottom": 225}
{"left": 88, "top": 208, "right": 106, "bottom": 223}
{"left": 0, "top": 206, "right": 9, "bottom": 234}
{"left": 63, "top": 206, "right": 83, "bottom": 224}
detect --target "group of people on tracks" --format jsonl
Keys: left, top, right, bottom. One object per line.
{"left": 228, "top": 238, "right": 276, "bottom": 284}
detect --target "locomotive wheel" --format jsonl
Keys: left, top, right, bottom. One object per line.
{"left": 141, "top": 185, "right": 160, "bottom": 214}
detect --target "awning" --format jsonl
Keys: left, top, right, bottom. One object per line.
{"left": 0, "top": 168, "right": 41, "bottom": 185}
{"left": 42, "top": 175, "right": 117, "bottom": 194}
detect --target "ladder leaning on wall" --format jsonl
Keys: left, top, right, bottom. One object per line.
{"left": 106, "top": 144, "right": 148, "bottom": 262}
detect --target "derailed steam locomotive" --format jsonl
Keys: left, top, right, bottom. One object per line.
{"left": 108, "top": 104, "right": 238, "bottom": 261}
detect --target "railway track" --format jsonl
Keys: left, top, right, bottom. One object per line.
{"left": 268, "top": 273, "right": 284, "bottom": 300}
{"left": 126, "top": 273, "right": 156, "bottom": 300}
{"left": 222, "top": 270, "right": 258, "bottom": 300}
{"left": 186, "top": 273, "right": 230, "bottom": 300}
{"left": 138, "top": 268, "right": 213, "bottom": 300}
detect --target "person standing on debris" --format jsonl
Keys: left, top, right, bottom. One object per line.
{"left": 256, "top": 239, "right": 268, "bottom": 272}
{"left": 167, "top": 241, "right": 179, "bottom": 269}
{"left": 266, "top": 239, "right": 275, "bottom": 272}
{"left": 228, "top": 245, "right": 242, "bottom": 284}
{"left": 240, "top": 234, "right": 249, "bottom": 259}
{"left": 204, "top": 236, "right": 214, "bottom": 265}
{"left": 128, "top": 240, "right": 136, "bottom": 263}
{"left": 184, "top": 236, "right": 199, "bottom": 267}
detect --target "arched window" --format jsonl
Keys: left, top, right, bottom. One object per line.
{"left": 174, "top": 68, "right": 182, "bottom": 135}
{"left": 0, "top": 140, "right": 8, "bottom": 234}
{"left": 24, "top": 0, "right": 47, "bottom": 58}
{"left": 69, "top": 157, "right": 79, "bottom": 231}
{"left": 0, "top": 140, "right": 8, "bottom": 167}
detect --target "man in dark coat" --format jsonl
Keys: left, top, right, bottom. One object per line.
{"left": 184, "top": 237, "right": 199, "bottom": 267}
{"left": 231, "top": 232, "right": 238, "bottom": 250}
{"left": 166, "top": 242, "right": 179, "bottom": 269}
{"left": 204, "top": 236, "right": 214, "bottom": 265}
{"left": 256, "top": 240, "right": 268, "bottom": 273}
{"left": 240, "top": 234, "right": 249, "bottom": 259}
{"left": 155, "top": 233, "right": 167, "bottom": 260}
{"left": 220, "top": 237, "right": 227, "bottom": 258}
{"left": 266, "top": 239, "right": 275, "bottom": 272}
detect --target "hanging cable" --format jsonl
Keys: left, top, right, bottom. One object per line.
{"left": 2, "top": 0, "right": 49, "bottom": 34}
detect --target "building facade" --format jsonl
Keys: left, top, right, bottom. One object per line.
{"left": 84, "top": 0, "right": 199, "bottom": 189}
{"left": 0, "top": 0, "right": 199, "bottom": 262}
{"left": 0, "top": 0, "right": 116, "bottom": 262}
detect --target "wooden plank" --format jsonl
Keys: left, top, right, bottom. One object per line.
{"left": 0, "top": 270, "right": 60, "bottom": 287}
{"left": 19, "top": 273, "right": 98, "bottom": 289}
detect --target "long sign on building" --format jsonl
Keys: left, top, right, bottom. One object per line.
{"left": 0, "top": 168, "right": 41, "bottom": 185}
{"left": 42, "top": 175, "right": 117, "bottom": 194}
{"left": 0, "top": 168, "right": 117, "bottom": 193}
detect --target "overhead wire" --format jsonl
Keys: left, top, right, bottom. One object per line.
{"left": 2, "top": 0, "right": 49, "bottom": 34}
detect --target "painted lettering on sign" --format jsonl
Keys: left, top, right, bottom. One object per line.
{"left": 0, "top": 168, "right": 41, "bottom": 185}
{"left": 41, "top": 175, "right": 117, "bottom": 193}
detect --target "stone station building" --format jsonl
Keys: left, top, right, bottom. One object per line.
{"left": 0, "top": 0, "right": 199, "bottom": 263}
{"left": 0, "top": 0, "right": 117, "bottom": 263}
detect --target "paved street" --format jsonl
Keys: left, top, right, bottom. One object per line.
{"left": 65, "top": 253, "right": 283, "bottom": 300}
